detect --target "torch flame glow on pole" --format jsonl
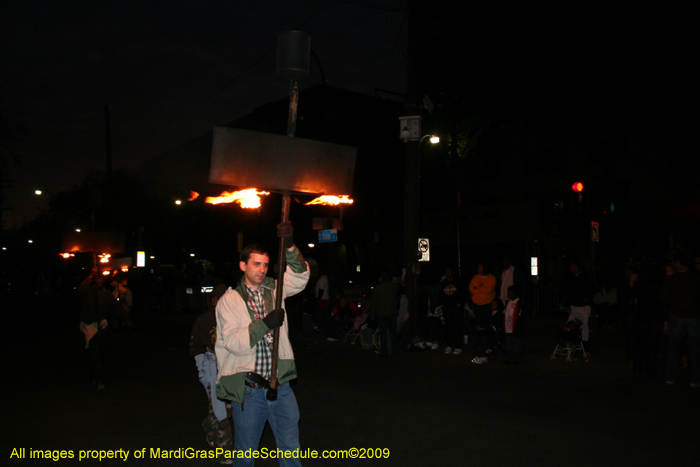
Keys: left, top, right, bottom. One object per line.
{"left": 204, "top": 189, "right": 270, "bottom": 208}
{"left": 305, "top": 195, "right": 353, "bottom": 206}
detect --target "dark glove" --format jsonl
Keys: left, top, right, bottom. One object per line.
{"left": 277, "top": 221, "right": 294, "bottom": 249}
{"left": 262, "top": 308, "right": 285, "bottom": 330}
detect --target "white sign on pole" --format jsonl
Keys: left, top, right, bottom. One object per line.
{"left": 418, "top": 238, "right": 430, "bottom": 262}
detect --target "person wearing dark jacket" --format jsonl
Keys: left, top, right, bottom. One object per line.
{"left": 660, "top": 252, "right": 700, "bottom": 388}
{"left": 440, "top": 267, "right": 466, "bottom": 355}
{"left": 618, "top": 267, "right": 642, "bottom": 362}
{"left": 78, "top": 267, "right": 121, "bottom": 394}
{"left": 562, "top": 260, "right": 594, "bottom": 353}
{"left": 628, "top": 270, "right": 664, "bottom": 380}
{"left": 370, "top": 272, "right": 400, "bottom": 357}
{"left": 190, "top": 285, "right": 232, "bottom": 459}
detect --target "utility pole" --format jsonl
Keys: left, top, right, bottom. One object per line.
{"left": 0, "top": 166, "right": 10, "bottom": 233}
{"left": 402, "top": 0, "right": 424, "bottom": 343}
{"left": 104, "top": 105, "right": 113, "bottom": 230}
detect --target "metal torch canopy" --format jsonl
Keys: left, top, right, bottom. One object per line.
{"left": 276, "top": 30, "right": 311, "bottom": 81}
{"left": 209, "top": 127, "right": 356, "bottom": 196}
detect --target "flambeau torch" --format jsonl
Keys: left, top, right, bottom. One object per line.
{"left": 208, "top": 31, "right": 357, "bottom": 401}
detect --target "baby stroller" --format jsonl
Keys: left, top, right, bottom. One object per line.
{"left": 551, "top": 319, "right": 589, "bottom": 362}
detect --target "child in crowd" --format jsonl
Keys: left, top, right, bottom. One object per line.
{"left": 503, "top": 285, "right": 528, "bottom": 364}
{"left": 189, "top": 287, "right": 232, "bottom": 463}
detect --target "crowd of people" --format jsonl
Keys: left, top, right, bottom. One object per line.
{"left": 589, "top": 252, "right": 700, "bottom": 386}
{"left": 75, "top": 237, "right": 700, "bottom": 465}
{"left": 291, "top": 250, "right": 700, "bottom": 389}
{"left": 416, "top": 251, "right": 700, "bottom": 390}
{"left": 422, "top": 258, "right": 530, "bottom": 365}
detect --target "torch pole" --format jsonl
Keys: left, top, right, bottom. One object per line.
{"left": 268, "top": 79, "right": 298, "bottom": 400}
{"left": 268, "top": 192, "right": 290, "bottom": 400}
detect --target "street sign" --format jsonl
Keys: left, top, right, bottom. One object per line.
{"left": 418, "top": 238, "right": 430, "bottom": 262}
{"left": 591, "top": 221, "right": 600, "bottom": 242}
{"left": 319, "top": 229, "right": 338, "bottom": 243}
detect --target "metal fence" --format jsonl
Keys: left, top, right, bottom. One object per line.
{"left": 341, "top": 284, "right": 562, "bottom": 315}
{"left": 521, "top": 285, "right": 561, "bottom": 314}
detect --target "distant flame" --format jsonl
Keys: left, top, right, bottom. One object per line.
{"left": 305, "top": 195, "right": 354, "bottom": 206}
{"left": 205, "top": 189, "right": 270, "bottom": 209}
{"left": 188, "top": 191, "right": 200, "bottom": 201}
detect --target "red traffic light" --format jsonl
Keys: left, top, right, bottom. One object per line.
{"left": 571, "top": 182, "right": 584, "bottom": 193}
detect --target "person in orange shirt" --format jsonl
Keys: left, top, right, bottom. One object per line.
{"left": 469, "top": 262, "right": 497, "bottom": 318}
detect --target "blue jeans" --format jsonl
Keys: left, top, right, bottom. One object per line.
{"left": 378, "top": 314, "right": 398, "bottom": 356}
{"left": 469, "top": 327, "right": 495, "bottom": 358}
{"left": 231, "top": 382, "right": 302, "bottom": 467}
{"left": 665, "top": 316, "right": 700, "bottom": 385}
{"left": 506, "top": 334, "right": 524, "bottom": 363}
{"left": 195, "top": 352, "right": 228, "bottom": 421}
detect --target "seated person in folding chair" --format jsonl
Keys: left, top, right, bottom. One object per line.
{"left": 342, "top": 296, "right": 369, "bottom": 343}
{"left": 470, "top": 298, "right": 504, "bottom": 364}
{"left": 359, "top": 313, "right": 378, "bottom": 349}
{"left": 328, "top": 291, "right": 357, "bottom": 341}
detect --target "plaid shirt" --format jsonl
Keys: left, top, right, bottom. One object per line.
{"left": 246, "top": 285, "right": 273, "bottom": 380}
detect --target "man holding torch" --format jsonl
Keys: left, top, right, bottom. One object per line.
{"left": 215, "top": 221, "right": 309, "bottom": 465}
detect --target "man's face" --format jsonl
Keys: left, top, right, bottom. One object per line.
{"left": 445, "top": 268, "right": 454, "bottom": 280}
{"left": 240, "top": 253, "right": 269, "bottom": 289}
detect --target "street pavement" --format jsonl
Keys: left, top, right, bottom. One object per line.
{"left": 2, "top": 295, "right": 698, "bottom": 467}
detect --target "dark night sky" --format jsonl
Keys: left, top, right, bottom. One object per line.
{"left": 1, "top": 0, "right": 408, "bottom": 227}
{"left": 1, "top": 1, "right": 697, "bottom": 230}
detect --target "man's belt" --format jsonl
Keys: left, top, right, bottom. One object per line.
{"left": 245, "top": 372, "right": 270, "bottom": 389}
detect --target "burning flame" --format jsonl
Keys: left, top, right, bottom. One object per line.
{"left": 205, "top": 189, "right": 270, "bottom": 209}
{"left": 59, "top": 253, "right": 75, "bottom": 259}
{"left": 188, "top": 191, "right": 200, "bottom": 201}
{"left": 305, "top": 195, "right": 354, "bottom": 206}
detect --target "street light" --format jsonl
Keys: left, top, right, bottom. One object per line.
{"left": 34, "top": 189, "right": 54, "bottom": 198}
{"left": 398, "top": 119, "right": 441, "bottom": 344}
{"left": 419, "top": 134, "right": 440, "bottom": 145}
